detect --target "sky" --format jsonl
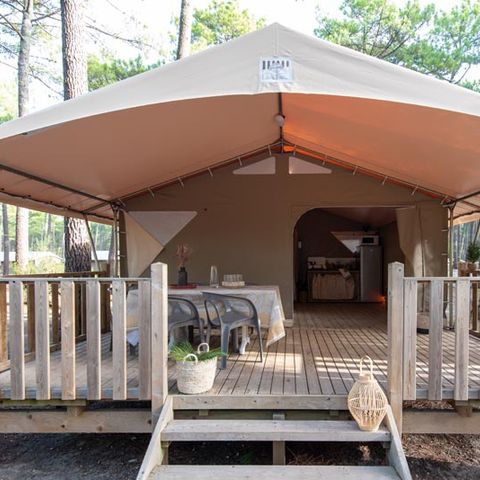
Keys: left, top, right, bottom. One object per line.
{"left": 0, "top": 0, "right": 473, "bottom": 112}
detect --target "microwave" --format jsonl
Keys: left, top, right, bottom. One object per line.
{"left": 361, "top": 235, "right": 379, "bottom": 245}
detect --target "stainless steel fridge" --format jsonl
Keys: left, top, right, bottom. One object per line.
{"left": 359, "top": 245, "right": 383, "bottom": 302}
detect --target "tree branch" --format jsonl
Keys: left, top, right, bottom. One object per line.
{"left": 85, "top": 21, "right": 154, "bottom": 49}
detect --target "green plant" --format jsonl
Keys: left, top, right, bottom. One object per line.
{"left": 467, "top": 242, "right": 480, "bottom": 263}
{"left": 169, "top": 342, "right": 225, "bottom": 362}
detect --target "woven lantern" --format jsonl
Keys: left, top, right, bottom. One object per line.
{"left": 348, "top": 356, "right": 388, "bottom": 432}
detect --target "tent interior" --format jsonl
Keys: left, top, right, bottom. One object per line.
{"left": 293, "top": 207, "right": 402, "bottom": 306}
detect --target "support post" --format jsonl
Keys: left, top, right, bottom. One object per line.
{"left": 151, "top": 262, "right": 168, "bottom": 425}
{"left": 83, "top": 215, "right": 100, "bottom": 272}
{"left": 272, "top": 413, "right": 286, "bottom": 465}
{"left": 448, "top": 205, "right": 455, "bottom": 328}
{"left": 388, "top": 262, "right": 404, "bottom": 433}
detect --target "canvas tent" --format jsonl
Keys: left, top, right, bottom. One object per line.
{"left": 0, "top": 23, "right": 479, "bottom": 218}
{"left": 0, "top": 23, "right": 479, "bottom": 291}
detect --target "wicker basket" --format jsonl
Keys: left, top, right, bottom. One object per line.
{"left": 348, "top": 355, "right": 388, "bottom": 432}
{"left": 176, "top": 343, "right": 217, "bottom": 395}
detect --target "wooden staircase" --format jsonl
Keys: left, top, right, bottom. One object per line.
{"left": 137, "top": 397, "right": 412, "bottom": 480}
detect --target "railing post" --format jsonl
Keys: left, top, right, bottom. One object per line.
{"left": 151, "top": 262, "right": 168, "bottom": 425}
{"left": 388, "top": 262, "right": 404, "bottom": 434}
{"left": 0, "top": 284, "right": 7, "bottom": 365}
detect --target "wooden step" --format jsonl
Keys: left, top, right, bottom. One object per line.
{"left": 161, "top": 419, "right": 391, "bottom": 442}
{"left": 149, "top": 465, "right": 401, "bottom": 479}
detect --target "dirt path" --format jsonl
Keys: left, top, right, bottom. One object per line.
{"left": 1, "top": 433, "right": 479, "bottom": 479}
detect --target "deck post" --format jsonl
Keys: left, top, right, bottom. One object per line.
{"left": 151, "top": 262, "right": 168, "bottom": 425}
{"left": 387, "top": 262, "right": 404, "bottom": 434}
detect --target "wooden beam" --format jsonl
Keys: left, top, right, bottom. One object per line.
{"left": 9, "top": 281, "right": 25, "bottom": 400}
{"left": 428, "top": 279, "right": 444, "bottom": 400}
{"left": 151, "top": 263, "right": 168, "bottom": 424}
{"left": 51, "top": 282, "right": 60, "bottom": 344}
{"left": 61, "top": 281, "right": 76, "bottom": 400}
{"left": 387, "top": 262, "right": 404, "bottom": 433}
{"left": 272, "top": 413, "right": 286, "bottom": 465}
{"left": 455, "top": 279, "right": 470, "bottom": 401}
{"left": 172, "top": 395, "right": 349, "bottom": 411}
{"left": 0, "top": 283, "right": 7, "bottom": 364}
{"left": 86, "top": 280, "right": 101, "bottom": 400}
{"left": 403, "top": 410, "right": 480, "bottom": 434}
{"left": 139, "top": 279, "right": 152, "bottom": 400}
{"left": 384, "top": 407, "right": 412, "bottom": 480}
{"left": 34, "top": 281, "right": 50, "bottom": 400}
{"left": 0, "top": 409, "right": 152, "bottom": 433}
{"left": 112, "top": 279, "right": 127, "bottom": 400}
{"left": 27, "top": 283, "right": 35, "bottom": 353}
{"left": 137, "top": 397, "right": 173, "bottom": 480}
{"left": 403, "top": 278, "right": 417, "bottom": 401}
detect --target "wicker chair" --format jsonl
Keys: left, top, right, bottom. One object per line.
{"left": 202, "top": 292, "right": 263, "bottom": 369}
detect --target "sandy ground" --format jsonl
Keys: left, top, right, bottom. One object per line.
{"left": 1, "top": 433, "right": 480, "bottom": 479}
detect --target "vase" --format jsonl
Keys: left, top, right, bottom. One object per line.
{"left": 178, "top": 267, "right": 188, "bottom": 286}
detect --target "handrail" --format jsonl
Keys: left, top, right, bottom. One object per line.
{"left": 0, "top": 276, "right": 145, "bottom": 283}
{"left": 1, "top": 271, "right": 106, "bottom": 278}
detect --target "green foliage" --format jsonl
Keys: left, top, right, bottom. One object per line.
{"left": 0, "top": 81, "right": 16, "bottom": 123}
{"left": 87, "top": 55, "right": 162, "bottom": 91}
{"left": 0, "top": 113, "right": 13, "bottom": 124}
{"left": 314, "top": 0, "right": 480, "bottom": 89}
{"left": 467, "top": 242, "right": 480, "bottom": 263}
{"left": 191, "top": 0, "right": 265, "bottom": 51}
{"left": 1, "top": 204, "right": 112, "bottom": 273}
{"left": 315, "top": 0, "right": 434, "bottom": 62}
{"left": 169, "top": 342, "right": 225, "bottom": 362}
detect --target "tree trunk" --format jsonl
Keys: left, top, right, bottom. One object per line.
{"left": 61, "top": 0, "right": 91, "bottom": 272}
{"left": 64, "top": 216, "right": 91, "bottom": 272}
{"left": 15, "top": 0, "right": 34, "bottom": 273}
{"left": 177, "top": 0, "right": 193, "bottom": 59}
{"left": 18, "top": 0, "right": 33, "bottom": 117}
{"left": 2, "top": 204, "right": 9, "bottom": 275}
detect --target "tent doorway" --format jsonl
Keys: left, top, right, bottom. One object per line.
{"left": 293, "top": 207, "right": 404, "bottom": 305}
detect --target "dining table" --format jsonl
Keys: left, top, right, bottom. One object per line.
{"left": 125, "top": 285, "right": 286, "bottom": 354}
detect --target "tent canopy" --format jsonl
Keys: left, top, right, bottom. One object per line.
{"left": 1, "top": 23, "right": 480, "bottom": 222}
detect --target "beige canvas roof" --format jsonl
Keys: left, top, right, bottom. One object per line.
{"left": 0, "top": 23, "right": 479, "bottom": 223}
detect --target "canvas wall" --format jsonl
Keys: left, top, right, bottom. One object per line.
{"left": 125, "top": 154, "right": 448, "bottom": 320}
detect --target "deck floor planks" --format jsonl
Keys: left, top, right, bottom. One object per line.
{"left": 231, "top": 334, "right": 261, "bottom": 395}
{"left": 270, "top": 332, "right": 287, "bottom": 395}
{"left": 293, "top": 328, "right": 309, "bottom": 395}
{"left": 2, "top": 303, "right": 480, "bottom": 399}
{"left": 298, "top": 326, "right": 321, "bottom": 395}
{"left": 283, "top": 326, "right": 296, "bottom": 395}
{"left": 257, "top": 331, "right": 279, "bottom": 395}
{"left": 244, "top": 330, "right": 269, "bottom": 395}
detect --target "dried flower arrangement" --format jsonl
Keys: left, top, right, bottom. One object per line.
{"left": 176, "top": 244, "right": 191, "bottom": 268}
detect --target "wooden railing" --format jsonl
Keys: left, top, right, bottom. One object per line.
{"left": 0, "top": 271, "right": 109, "bottom": 373}
{"left": 0, "top": 263, "right": 169, "bottom": 417}
{"left": 387, "top": 262, "right": 478, "bottom": 432}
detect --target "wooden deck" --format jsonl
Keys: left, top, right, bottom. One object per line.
{"left": 1, "top": 303, "right": 480, "bottom": 401}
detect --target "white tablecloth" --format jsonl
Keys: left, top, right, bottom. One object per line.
{"left": 126, "top": 285, "right": 286, "bottom": 347}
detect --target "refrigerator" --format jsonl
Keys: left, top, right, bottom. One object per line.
{"left": 359, "top": 245, "right": 383, "bottom": 302}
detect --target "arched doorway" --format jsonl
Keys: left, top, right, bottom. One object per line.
{"left": 293, "top": 207, "right": 404, "bottom": 307}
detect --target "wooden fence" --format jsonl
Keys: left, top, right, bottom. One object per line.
{"left": 387, "top": 262, "right": 478, "bottom": 431}
{"left": 0, "top": 263, "right": 168, "bottom": 420}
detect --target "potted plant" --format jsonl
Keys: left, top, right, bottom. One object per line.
{"left": 466, "top": 242, "right": 480, "bottom": 273}
{"left": 170, "top": 342, "right": 225, "bottom": 394}
{"left": 175, "top": 244, "right": 191, "bottom": 285}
